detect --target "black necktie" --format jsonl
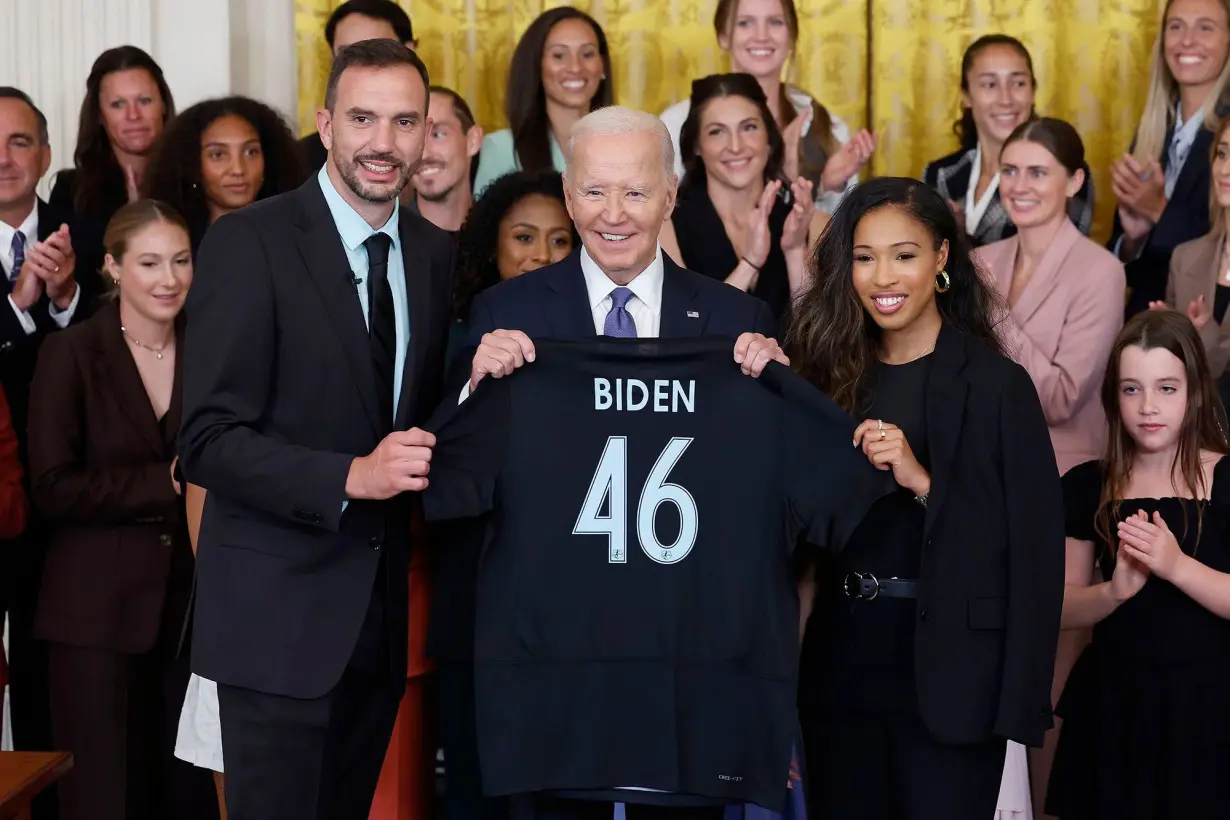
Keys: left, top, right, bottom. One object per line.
{"left": 363, "top": 233, "right": 396, "bottom": 433}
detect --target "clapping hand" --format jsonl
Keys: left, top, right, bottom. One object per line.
{"left": 1117, "top": 509, "right": 1185, "bottom": 582}
{"left": 1110, "top": 512, "right": 1151, "bottom": 602}
{"left": 1111, "top": 154, "right": 1165, "bottom": 239}
{"left": 821, "top": 130, "right": 876, "bottom": 193}
{"left": 852, "top": 418, "right": 930, "bottom": 497}
{"left": 740, "top": 180, "right": 781, "bottom": 289}
{"left": 26, "top": 225, "right": 78, "bottom": 309}
{"left": 780, "top": 178, "right": 815, "bottom": 253}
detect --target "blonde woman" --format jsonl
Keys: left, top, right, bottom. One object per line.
{"left": 1149, "top": 114, "right": 1230, "bottom": 403}
{"left": 1113, "top": 0, "right": 1230, "bottom": 316}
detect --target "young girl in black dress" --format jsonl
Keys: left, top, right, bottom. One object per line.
{"left": 1048, "top": 309, "right": 1230, "bottom": 818}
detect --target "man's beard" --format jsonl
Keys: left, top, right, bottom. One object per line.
{"left": 415, "top": 172, "right": 460, "bottom": 203}
{"left": 337, "top": 151, "right": 417, "bottom": 203}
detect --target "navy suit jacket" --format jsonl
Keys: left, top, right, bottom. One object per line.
{"left": 428, "top": 248, "right": 776, "bottom": 661}
{"left": 466, "top": 249, "right": 775, "bottom": 348}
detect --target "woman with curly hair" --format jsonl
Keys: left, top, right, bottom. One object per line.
{"left": 789, "top": 177, "right": 1065, "bottom": 820}
{"left": 449, "top": 169, "right": 578, "bottom": 363}
{"left": 143, "top": 95, "right": 307, "bottom": 255}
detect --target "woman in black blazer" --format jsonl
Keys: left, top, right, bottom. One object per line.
{"left": 786, "top": 177, "right": 1066, "bottom": 820}
{"left": 49, "top": 46, "right": 175, "bottom": 289}
{"left": 1111, "top": 0, "right": 1230, "bottom": 316}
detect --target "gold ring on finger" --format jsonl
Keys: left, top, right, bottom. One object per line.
{"left": 877, "top": 419, "right": 884, "bottom": 431}
{"left": 880, "top": 429, "right": 886, "bottom": 440}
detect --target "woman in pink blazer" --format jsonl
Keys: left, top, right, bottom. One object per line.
{"left": 976, "top": 119, "right": 1126, "bottom": 474}
{"left": 974, "top": 117, "right": 1125, "bottom": 820}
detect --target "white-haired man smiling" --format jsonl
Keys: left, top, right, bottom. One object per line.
{"left": 460, "top": 105, "right": 786, "bottom": 396}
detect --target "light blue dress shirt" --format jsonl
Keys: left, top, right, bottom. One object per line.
{"left": 316, "top": 164, "right": 410, "bottom": 418}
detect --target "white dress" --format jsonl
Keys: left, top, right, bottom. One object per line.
{"left": 174, "top": 673, "right": 224, "bottom": 773}
{"left": 995, "top": 741, "right": 1033, "bottom": 820}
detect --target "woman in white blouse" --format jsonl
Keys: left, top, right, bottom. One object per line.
{"left": 659, "top": 0, "right": 875, "bottom": 212}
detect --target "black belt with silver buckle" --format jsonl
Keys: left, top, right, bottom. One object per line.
{"left": 842, "top": 572, "right": 920, "bottom": 600}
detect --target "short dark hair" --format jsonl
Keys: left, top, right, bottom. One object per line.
{"left": 324, "top": 39, "right": 430, "bottom": 112}
{"left": 325, "top": 0, "right": 415, "bottom": 49}
{"left": 429, "top": 86, "right": 480, "bottom": 187}
{"left": 429, "top": 85, "right": 475, "bottom": 133}
{"left": 0, "top": 87, "right": 49, "bottom": 145}
{"left": 1002, "top": 117, "right": 1086, "bottom": 177}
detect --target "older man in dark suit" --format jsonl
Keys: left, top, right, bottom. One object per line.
{"left": 433, "top": 105, "right": 788, "bottom": 820}
{"left": 0, "top": 88, "right": 94, "bottom": 806}
{"left": 180, "top": 40, "right": 452, "bottom": 820}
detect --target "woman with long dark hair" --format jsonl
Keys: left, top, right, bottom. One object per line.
{"left": 1047, "top": 309, "right": 1230, "bottom": 818}
{"left": 143, "top": 96, "right": 306, "bottom": 255}
{"left": 789, "top": 177, "right": 1065, "bottom": 820}
{"left": 659, "top": 73, "right": 825, "bottom": 322}
{"left": 472, "top": 6, "right": 612, "bottom": 194}
{"left": 922, "top": 34, "right": 1094, "bottom": 247}
{"left": 50, "top": 46, "right": 175, "bottom": 286}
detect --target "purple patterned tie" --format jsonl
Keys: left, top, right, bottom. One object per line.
{"left": 9, "top": 232, "right": 25, "bottom": 283}
{"left": 603, "top": 286, "right": 637, "bottom": 338}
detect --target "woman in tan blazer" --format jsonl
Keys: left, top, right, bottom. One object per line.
{"left": 27, "top": 200, "right": 214, "bottom": 820}
{"left": 974, "top": 118, "right": 1125, "bottom": 820}
{"left": 1151, "top": 115, "right": 1230, "bottom": 386}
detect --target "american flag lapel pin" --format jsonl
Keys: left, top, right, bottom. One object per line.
{"left": 687, "top": 310, "right": 700, "bottom": 318}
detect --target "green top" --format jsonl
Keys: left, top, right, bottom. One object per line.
{"left": 472, "top": 128, "right": 568, "bottom": 196}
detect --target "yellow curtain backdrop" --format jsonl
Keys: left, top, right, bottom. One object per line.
{"left": 293, "top": 0, "right": 868, "bottom": 150}
{"left": 870, "top": 0, "right": 1164, "bottom": 241}
{"left": 295, "top": 0, "right": 1165, "bottom": 241}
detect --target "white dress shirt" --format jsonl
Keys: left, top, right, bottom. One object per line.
{"left": 0, "top": 206, "right": 81, "bottom": 334}
{"left": 458, "top": 245, "right": 667, "bottom": 403}
{"left": 964, "top": 143, "right": 999, "bottom": 236}
{"left": 579, "top": 245, "right": 664, "bottom": 338}
{"left": 1166, "top": 101, "right": 1206, "bottom": 199}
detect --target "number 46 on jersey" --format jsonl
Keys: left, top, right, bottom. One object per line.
{"left": 572, "top": 436, "right": 699, "bottom": 565}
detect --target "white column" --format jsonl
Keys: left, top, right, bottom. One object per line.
{"left": 0, "top": 0, "right": 154, "bottom": 196}
{"left": 1, "top": 0, "right": 298, "bottom": 197}
{"left": 151, "top": 0, "right": 233, "bottom": 109}
{"left": 229, "top": 0, "right": 299, "bottom": 125}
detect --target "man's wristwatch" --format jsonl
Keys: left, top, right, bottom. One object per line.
{"left": 914, "top": 494, "right": 928, "bottom": 509}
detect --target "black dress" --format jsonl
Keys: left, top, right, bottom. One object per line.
{"left": 670, "top": 183, "right": 791, "bottom": 323}
{"left": 799, "top": 355, "right": 1008, "bottom": 820}
{"left": 1046, "top": 458, "right": 1230, "bottom": 819}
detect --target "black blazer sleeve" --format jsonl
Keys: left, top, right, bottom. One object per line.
{"left": 48, "top": 170, "right": 75, "bottom": 213}
{"left": 995, "top": 363, "right": 1066, "bottom": 745}
{"left": 178, "top": 213, "right": 355, "bottom": 532}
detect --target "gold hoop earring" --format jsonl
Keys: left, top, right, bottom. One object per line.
{"left": 935, "top": 270, "right": 951, "bottom": 293}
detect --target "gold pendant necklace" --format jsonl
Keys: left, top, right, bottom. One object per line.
{"left": 120, "top": 326, "right": 167, "bottom": 360}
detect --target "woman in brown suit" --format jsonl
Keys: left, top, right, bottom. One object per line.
{"left": 1152, "top": 115, "right": 1230, "bottom": 405}
{"left": 27, "top": 200, "right": 215, "bottom": 820}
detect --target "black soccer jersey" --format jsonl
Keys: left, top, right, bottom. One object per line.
{"left": 423, "top": 338, "right": 891, "bottom": 809}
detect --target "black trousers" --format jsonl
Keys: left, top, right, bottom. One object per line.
{"left": 216, "top": 556, "right": 404, "bottom": 820}
{"left": 803, "top": 703, "right": 1006, "bottom": 820}
{"left": 437, "top": 660, "right": 510, "bottom": 820}
{"left": 509, "top": 794, "right": 725, "bottom": 820}
{"left": 47, "top": 638, "right": 218, "bottom": 820}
